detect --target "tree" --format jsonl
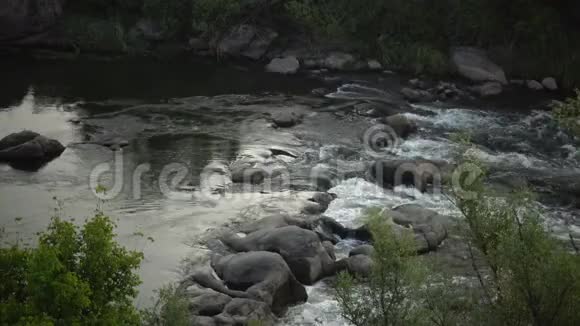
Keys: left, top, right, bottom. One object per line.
{"left": 0, "top": 212, "right": 143, "bottom": 325}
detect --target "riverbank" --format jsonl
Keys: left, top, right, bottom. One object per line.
{"left": 3, "top": 0, "right": 580, "bottom": 89}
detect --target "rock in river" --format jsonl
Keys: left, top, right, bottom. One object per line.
{"left": 212, "top": 251, "right": 307, "bottom": 315}
{"left": 221, "top": 226, "right": 336, "bottom": 285}
{"left": 0, "top": 130, "right": 65, "bottom": 170}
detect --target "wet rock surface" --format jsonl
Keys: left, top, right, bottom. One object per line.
{"left": 0, "top": 130, "right": 65, "bottom": 170}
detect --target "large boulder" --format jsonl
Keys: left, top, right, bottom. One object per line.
{"left": 0, "top": 0, "right": 64, "bottom": 42}
{"left": 266, "top": 56, "right": 300, "bottom": 74}
{"left": 218, "top": 24, "right": 277, "bottom": 60}
{"left": 451, "top": 47, "right": 507, "bottom": 84}
{"left": 222, "top": 226, "right": 336, "bottom": 285}
{"left": 212, "top": 251, "right": 307, "bottom": 315}
{"left": 0, "top": 131, "right": 65, "bottom": 170}
{"left": 542, "top": 77, "right": 558, "bottom": 91}
{"left": 369, "top": 159, "right": 452, "bottom": 192}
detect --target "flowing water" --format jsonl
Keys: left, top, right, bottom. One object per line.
{"left": 1, "top": 59, "right": 579, "bottom": 323}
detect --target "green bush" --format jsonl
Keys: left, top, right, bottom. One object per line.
{"left": 335, "top": 208, "right": 427, "bottom": 326}
{"left": 142, "top": 0, "right": 192, "bottom": 38}
{"left": 553, "top": 89, "right": 580, "bottom": 135}
{"left": 141, "top": 285, "right": 189, "bottom": 326}
{"left": 190, "top": 0, "right": 242, "bottom": 35}
{"left": 453, "top": 151, "right": 580, "bottom": 325}
{"left": 0, "top": 213, "right": 143, "bottom": 325}
{"left": 65, "top": 15, "right": 130, "bottom": 53}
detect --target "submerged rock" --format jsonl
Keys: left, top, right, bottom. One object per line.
{"left": 0, "top": 131, "right": 65, "bottom": 170}
{"left": 451, "top": 47, "right": 507, "bottom": 84}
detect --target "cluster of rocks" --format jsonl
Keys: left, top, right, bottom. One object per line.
{"left": 401, "top": 80, "right": 468, "bottom": 103}
{"left": 510, "top": 77, "right": 559, "bottom": 91}
{"left": 181, "top": 197, "right": 450, "bottom": 325}
{"left": 400, "top": 47, "right": 560, "bottom": 102}
{"left": 0, "top": 130, "right": 65, "bottom": 171}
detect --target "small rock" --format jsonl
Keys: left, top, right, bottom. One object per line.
{"left": 527, "top": 80, "right": 544, "bottom": 91}
{"left": 324, "top": 52, "right": 356, "bottom": 70}
{"left": 349, "top": 244, "right": 375, "bottom": 257}
{"left": 271, "top": 111, "right": 303, "bottom": 128}
{"left": 382, "top": 114, "right": 418, "bottom": 139}
{"left": 542, "top": 77, "right": 558, "bottom": 91}
{"left": 401, "top": 87, "right": 435, "bottom": 103}
{"left": 266, "top": 56, "right": 300, "bottom": 74}
{"left": 311, "top": 88, "right": 328, "bottom": 97}
{"left": 367, "top": 59, "right": 383, "bottom": 70}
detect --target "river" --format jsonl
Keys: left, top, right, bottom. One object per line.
{"left": 1, "top": 58, "right": 579, "bottom": 324}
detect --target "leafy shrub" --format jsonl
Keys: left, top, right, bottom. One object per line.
{"left": 453, "top": 151, "right": 580, "bottom": 326}
{"left": 0, "top": 213, "right": 143, "bottom": 325}
{"left": 65, "top": 15, "right": 130, "bottom": 53}
{"left": 553, "top": 89, "right": 580, "bottom": 135}
{"left": 142, "top": 0, "right": 192, "bottom": 38}
{"left": 190, "top": 0, "right": 242, "bottom": 35}
{"left": 335, "top": 208, "right": 427, "bottom": 326}
{"left": 141, "top": 285, "right": 189, "bottom": 326}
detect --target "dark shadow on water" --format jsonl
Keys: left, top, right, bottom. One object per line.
{"left": 0, "top": 57, "right": 325, "bottom": 103}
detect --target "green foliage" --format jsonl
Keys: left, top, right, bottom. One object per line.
{"left": 65, "top": 15, "right": 130, "bottom": 54}
{"left": 335, "top": 208, "right": 426, "bottom": 326}
{"left": 553, "top": 89, "right": 580, "bottom": 135}
{"left": 0, "top": 213, "right": 143, "bottom": 325}
{"left": 191, "top": 0, "right": 242, "bottom": 35}
{"left": 142, "top": 0, "right": 192, "bottom": 38}
{"left": 453, "top": 153, "right": 580, "bottom": 326}
{"left": 141, "top": 285, "right": 189, "bottom": 326}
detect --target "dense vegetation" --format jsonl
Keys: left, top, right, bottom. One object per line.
{"left": 335, "top": 149, "right": 580, "bottom": 326}
{"left": 62, "top": 0, "right": 580, "bottom": 86}
{"left": 0, "top": 212, "right": 143, "bottom": 325}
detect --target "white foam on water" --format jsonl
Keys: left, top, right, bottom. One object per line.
{"left": 466, "top": 147, "right": 550, "bottom": 169}
{"left": 326, "top": 83, "right": 397, "bottom": 102}
{"left": 280, "top": 283, "right": 349, "bottom": 326}
{"left": 324, "top": 178, "right": 457, "bottom": 228}
{"left": 395, "top": 137, "right": 458, "bottom": 162}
